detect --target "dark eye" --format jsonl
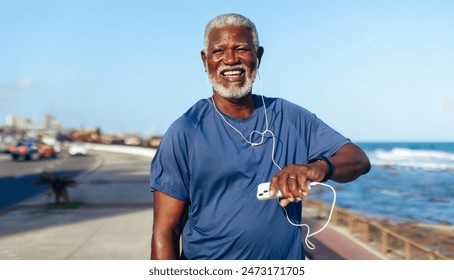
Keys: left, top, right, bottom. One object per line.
{"left": 212, "top": 49, "right": 224, "bottom": 54}
{"left": 236, "top": 47, "right": 251, "bottom": 53}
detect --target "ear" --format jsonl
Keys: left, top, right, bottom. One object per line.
{"left": 256, "top": 46, "right": 264, "bottom": 68}
{"left": 201, "top": 50, "right": 207, "bottom": 72}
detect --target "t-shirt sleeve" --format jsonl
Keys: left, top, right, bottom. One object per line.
{"left": 149, "top": 121, "right": 191, "bottom": 201}
{"left": 305, "top": 112, "right": 351, "bottom": 161}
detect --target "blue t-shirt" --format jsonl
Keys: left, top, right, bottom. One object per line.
{"left": 150, "top": 95, "right": 350, "bottom": 260}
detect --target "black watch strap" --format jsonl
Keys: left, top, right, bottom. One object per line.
{"left": 308, "top": 156, "right": 334, "bottom": 182}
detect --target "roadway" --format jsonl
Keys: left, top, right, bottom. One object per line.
{"left": 0, "top": 149, "right": 153, "bottom": 259}
{"left": 0, "top": 151, "right": 100, "bottom": 212}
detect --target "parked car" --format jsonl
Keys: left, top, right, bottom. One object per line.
{"left": 37, "top": 142, "right": 57, "bottom": 159}
{"left": 9, "top": 139, "right": 57, "bottom": 161}
{"left": 68, "top": 141, "right": 88, "bottom": 156}
{"left": 9, "top": 139, "right": 39, "bottom": 161}
{"left": 1, "top": 134, "right": 16, "bottom": 153}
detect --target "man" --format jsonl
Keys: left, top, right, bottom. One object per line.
{"left": 150, "top": 13, "right": 370, "bottom": 260}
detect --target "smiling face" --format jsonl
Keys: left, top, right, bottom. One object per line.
{"left": 202, "top": 25, "right": 263, "bottom": 99}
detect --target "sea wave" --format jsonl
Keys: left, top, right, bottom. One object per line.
{"left": 366, "top": 148, "right": 454, "bottom": 170}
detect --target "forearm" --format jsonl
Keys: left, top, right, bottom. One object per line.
{"left": 151, "top": 229, "right": 181, "bottom": 260}
{"left": 150, "top": 191, "right": 187, "bottom": 260}
{"left": 328, "top": 143, "right": 371, "bottom": 183}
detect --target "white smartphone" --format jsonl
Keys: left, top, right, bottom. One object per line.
{"left": 256, "top": 182, "right": 282, "bottom": 200}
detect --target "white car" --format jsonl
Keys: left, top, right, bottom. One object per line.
{"left": 68, "top": 142, "right": 88, "bottom": 156}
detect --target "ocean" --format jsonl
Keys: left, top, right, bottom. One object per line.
{"left": 310, "top": 142, "right": 454, "bottom": 225}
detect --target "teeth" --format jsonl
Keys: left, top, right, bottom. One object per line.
{"left": 223, "top": 70, "right": 242, "bottom": 76}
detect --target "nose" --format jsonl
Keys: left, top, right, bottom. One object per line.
{"left": 223, "top": 49, "right": 239, "bottom": 65}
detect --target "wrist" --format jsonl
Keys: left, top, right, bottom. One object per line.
{"left": 308, "top": 156, "right": 334, "bottom": 182}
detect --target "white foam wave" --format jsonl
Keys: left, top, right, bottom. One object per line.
{"left": 373, "top": 188, "right": 402, "bottom": 196}
{"left": 367, "top": 148, "right": 454, "bottom": 170}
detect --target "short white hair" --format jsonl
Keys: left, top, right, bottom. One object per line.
{"left": 203, "top": 13, "right": 259, "bottom": 54}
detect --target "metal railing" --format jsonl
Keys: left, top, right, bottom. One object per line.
{"left": 304, "top": 199, "right": 452, "bottom": 260}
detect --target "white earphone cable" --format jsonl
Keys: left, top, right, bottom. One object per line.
{"left": 281, "top": 182, "right": 337, "bottom": 250}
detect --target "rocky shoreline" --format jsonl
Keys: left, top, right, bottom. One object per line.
{"left": 379, "top": 220, "right": 454, "bottom": 259}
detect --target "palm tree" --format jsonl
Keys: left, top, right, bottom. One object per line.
{"left": 33, "top": 172, "right": 77, "bottom": 204}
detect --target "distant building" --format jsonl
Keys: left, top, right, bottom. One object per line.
{"left": 43, "top": 114, "right": 61, "bottom": 130}
{"left": 4, "top": 115, "right": 14, "bottom": 127}
{"left": 148, "top": 136, "right": 162, "bottom": 148}
{"left": 1, "top": 113, "right": 160, "bottom": 149}
{"left": 11, "top": 116, "right": 32, "bottom": 130}
{"left": 2, "top": 114, "right": 63, "bottom": 140}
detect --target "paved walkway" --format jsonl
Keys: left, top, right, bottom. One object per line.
{"left": 0, "top": 150, "right": 153, "bottom": 260}
{"left": 0, "top": 147, "right": 383, "bottom": 260}
{"left": 303, "top": 216, "right": 385, "bottom": 260}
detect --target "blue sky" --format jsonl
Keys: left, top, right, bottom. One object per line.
{"left": 1, "top": 0, "right": 453, "bottom": 142}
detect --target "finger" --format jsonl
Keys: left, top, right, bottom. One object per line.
{"left": 296, "top": 174, "right": 310, "bottom": 195}
{"left": 278, "top": 174, "right": 294, "bottom": 201}
{"left": 287, "top": 175, "right": 301, "bottom": 198}
{"left": 279, "top": 198, "right": 291, "bottom": 207}
{"left": 303, "top": 180, "right": 312, "bottom": 196}
{"left": 269, "top": 176, "right": 280, "bottom": 197}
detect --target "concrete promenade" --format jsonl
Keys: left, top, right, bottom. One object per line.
{"left": 0, "top": 149, "right": 153, "bottom": 259}
{"left": 0, "top": 145, "right": 383, "bottom": 260}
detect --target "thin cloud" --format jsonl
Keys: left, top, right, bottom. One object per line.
{"left": 0, "top": 77, "right": 34, "bottom": 98}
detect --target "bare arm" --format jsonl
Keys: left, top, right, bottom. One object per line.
{"left": 325, "top": 142, "right": 371, "bottom": 183}
{"left": 270, "top": 143, "right": 370, "bottom": 207}
{"left": 151, "top": 191, "right": 188, "bottom": 260}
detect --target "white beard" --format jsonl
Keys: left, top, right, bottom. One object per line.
{"left": 207, "top": 67, "right": 257, "bottom": 99}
